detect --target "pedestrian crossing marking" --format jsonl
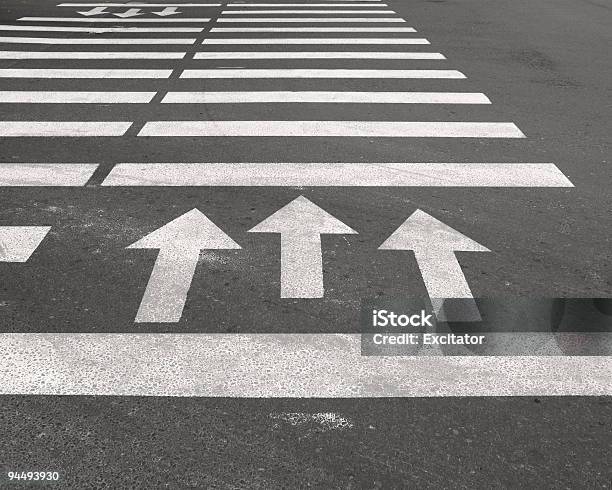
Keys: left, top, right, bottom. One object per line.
{"left": 138, "top": 121, "right": 525, "bottom": 138}
{"left": 0, "top": 69, "right": 172, "bottom": 78}
{"left": 19, "top": 17, "right": 212, "bottom": 23}
{"left": 180, "top": 69, "right": 466, "bottom": 78}
{"left": 0, "top": 163, "right": 98, "bottom": 185}
{"left": 0, "top": 36, "right": 198, "bottom": 43}
{"left": 193, "top": 51, "right": 444, "bottom": 59}
{"left": 210, "top": 27, "right": 417, "bottom": 31}
{"left": 0, "top": 25, "right": 204, "bottom": 31}
{"left": 201, "top": 37, "right": 427, "bottom": 43}
{"left": 101, "top": 163, "right": 573, "bottom": 187}
{"left": 0, "top": 121, "right": 131, "bottom": 136}
{"left": 216, "top": 17, "right": 406, "bottom": 22}
{"left": 0, "top": 51, "right": 187, "bottom": 59}
{"left": 0, "top": 91, "right": 156, "bottom": 103}
{"left": 160, "top": 91, "right": 491, "bottom": 104}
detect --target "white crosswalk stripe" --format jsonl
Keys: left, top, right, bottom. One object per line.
{"left": 0, "top": 51, "right": 187, "bottom": 59}
{"left": 202, "top": 37, "right": 428, "bottom": 44}
{"left": 216, "top": 17, "right": 406, "bottom": 22}
{"left": 0, "top": 122, "right": 131, "bottom": 136}
{"left": 210, "top": 27, "right": 416, "bottom": 31}
{"left": 138, "top": 121, "right": 525, "bottom": 138}
{"left": 0, "top": 163, "right": 98, "bottom": 185}
{"left": 102, "top": 163, "right": 572, "bottom": 187}
{"left": 161, "top": 91, "right": 491, "bottom": 104}
{"left": 0, "top": 91, "right": 156, "bottom": 103}
{"left": 19, "top": 17, "right": 212, "bottom": 23}
{"left": 181, "top": 69, "right": 465, "bottom": 78}
{"left": 0, "top": 69, "right": 172, "bottom": 78}
{"left": 0, "top": 37, "right": 197, "bottom": 44}
{"left": 193, "top": 51, "right": 444, "bottom": 59}
{"left": 0, "top": 25, "right": 204, "bottom": 32}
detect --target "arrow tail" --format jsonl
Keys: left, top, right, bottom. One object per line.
{"left": 280, "top": 234, "right": 323, "bottom": 298}
{"left": 135, "top": 248, "right": 199, "bottom": 323}
{"left": 415, "top": 250, "right": 474, "bottom": 299}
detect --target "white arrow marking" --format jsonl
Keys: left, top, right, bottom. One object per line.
{"left": 249, "top": 196, "right": 356, "bottom": 298}
{"left": 153, "top": 7, "right": 180, "bottom": 16}
{"left": 380, "top": 209, "right": 489, "bottom": 299}
{"left": 128, "top": 209, "right": 240, "bottom": 323}
{"left": 114, "top": 8, "right": 143, "bottom": 17}
{"left": 77, "top": 6, "right": 107, "bottom": 16}
{"left": 0, "top": 226, "right": 50, "bottom": 262}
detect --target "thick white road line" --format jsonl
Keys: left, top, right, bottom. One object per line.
{"left": 0, "top": 51, "right": 186, "bottom": 59}
{"left": 0, "top": 25, "right": 203, "bottom": 32}
{"left": 0, "top": 37, "right": 197, "bottom": 44}
{"left": 19, "top": 17, "right": 211, "bottom": 23}
{"left": 102, "top": 163, "right": 572, "bottom": 187}
{"left": 194, "top": 51, "right": 444, "bottom": 59}
{"left": 211, "top": 27, "right": 416, "bottom": 31}
{"left": 0, "top": 91, "right": 155, "bottom": 103}
{"left": 60, "top": 3, "right": 221, "bottom": 6}
{"left": 0, "top": 69, "right": 171, "bottom": 78}
{"left": 0, "top": 122, "right": 131, "bottom": 137}
{"left": 161, "top": 91, "right": 490, "bottom": 104}
{"left": 1, "top": 334, "right": 608, "bottom": 397}
{"left": 202, "top": 37, "right": 428, "bottom": 44}
{"left": 138, "top": 121, "right": 525, "bottom": 138}
{"left": 181, "top": 69, "right": 465, "bottom": 78}
{"left": 217, "top": 17, "right": 405, "bottom": 22}
{"left": 0, "top": 163, "right": 98, "bottom": 186}
{"left": 227, "top": 3, "right": 389, "bottom": 6}
{"left": 222, "top": 9, "right": 396, "bottom": 13}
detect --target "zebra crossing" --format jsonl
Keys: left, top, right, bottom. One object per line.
{"left": 0, "top": 0, "right": 608, "bottom": 399}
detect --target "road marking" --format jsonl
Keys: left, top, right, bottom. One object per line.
{"left": 0, "top": 51, "right": 186, "bottom": 59}
{"left": 194, "top": 51, "right": 444, "bottom": 59}
{"left": 128, "top": 209, "right": 241, "bottom": 323}
{"left": 0, "top": 122, "right": 131, "bottom": 137}
{"left": 380, "top": 210, "right": 489, "bottom": 300}
{"left": 19, "top": 17, "right": 211, "bottom": 23}
{"left": 211, "top": 27, "right": 416, "bottom": 31}
{"left": 0, "top": 25, "right": 203, "bottom": 32}
{"left": 78, "top": 6, "right": 108, "bottom": 16}
{"left": 102, "top": 163, "right": 571, "bottom": 187}
{"left": 226, "top": 3, "right": 390, "bottom": 5}
{"left": 138, "top": 121, "right": 525, "bottom": 137}
{"left": 161, "top": 91, "right": 489, "bottom": 104}
{"left": 0, "top": 36, "right": 197, "bottom": 43}
{"left": 113, "top": 8, "right": 145, "bottom": 17}
{"left": 222, "top": 9, "right": 397, "bottom": 13}
{"left": 217, "top": 17, "right": 405, "bottom": 22}
{"left": 1, "top": 333, "right": 609, "bottom": 396}
{"left": 0, "top": 227, "right": 51, "bottom": 262}
{"left": 202, "top": 37, "right": 427, "bottom": 44}
{"left": 0, "top": 69, "right": 171, "bottom": 78}
{"left": 0, "top": 163, "right": 98, "bottom": 186}
{"left": 181, "top": 69, "right": 465, "bottom": 78}
{"left": 249, "top": 196, "right": 356, "bottom": 298}
{"left": 60, "top": 3, "right": 222, "bottom": 6}
{"left": 0, "top": 91, "right": 156, "bottom": 103}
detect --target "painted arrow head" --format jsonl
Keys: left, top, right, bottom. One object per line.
{"left": 128, "top": 209, "right": 241, "bottom": 250}
{"left": 248, "top": 196, "right": 357, "bottom": 235}
{"left": 379, "top": 209, "right": 489, "bottom": 252}
{"left": 0, "top": 226, "right": 51, "bottom": 262}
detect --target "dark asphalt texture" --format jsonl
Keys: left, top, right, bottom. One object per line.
{"left": 1, "top": 396, "right": 611, "bottom": 488}
{"left": 0, "top": 0, "right": 610, "bottom": 487}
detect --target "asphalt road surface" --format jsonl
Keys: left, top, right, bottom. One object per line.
{"left": 0, "top": 0, "right": 610, "bottom": 487}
